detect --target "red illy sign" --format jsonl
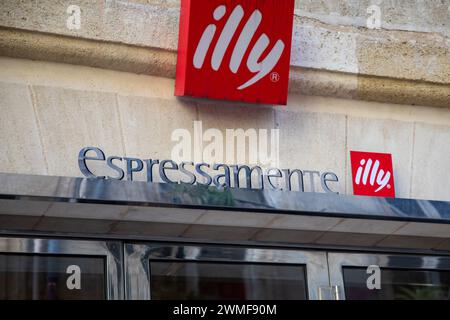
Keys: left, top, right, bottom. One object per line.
{"left": 175, "top": 0, "right": 295, "bottom": 105}
{"left": 350, "top": 151, "right": 396, "bottom": 198}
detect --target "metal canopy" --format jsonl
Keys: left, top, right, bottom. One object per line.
{"left": 0, "top": 172, "right": 449, "bottom": 224}
{"left": 1, "top": 173, "right": 450, "bottom": 251}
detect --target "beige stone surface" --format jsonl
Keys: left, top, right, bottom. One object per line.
{"left": 291, "top": 20, "right": 358, "bottom": 74}
{"left": 116, "top": 95, "right": 198, "bottom": 181}
{"left": 117, "top": 95, "right": 197, "bottom": 159}
{"left": 346, "top": 117, "right": 414, "bottom": 198}
{"left": 1, "top": 28, "right": 449, "bottom": 108}
{"left": 0, "top": 56, "right": 175, "bottom": 99}
{"left": 294, "top": 0, "right": 450, "bottom": 38}
{"left": 292, "top": 17, "right": 450, "bottom": 84}
{"left": 31, "top": 86, "right": 125, "bottom": 177}
{"left": 0, "top": 0, "right": 179, "bottom": 50}
{"left": 1, "top": 57, "right": 448, "bottom": 121}
{"left": 356, "top": 30, "right": 450, "bottom": 84}
{"left": 0, "top": 58, "right": 449, "bottom": 201}
{"left": 410, "top": 122, "right": 450, "bottom": 201}
{"left": 7, "top": 0, "right": 446, "bottom": 38}
{"left": 197, "top": 100, "right": 275, "bottom": 166}
{"left": 276, "top": 109, "right": 347, "bottom": 194}
{"left": 0, "top": 82, "right": 47, "bottom": 175}
{"left": 1, "top": 0, "right": 449, "bottom": 85}
{"left": 354, "top": 74, "right": 450, "bottom": 109}
{"left": 288, "top": 67, "right": 357, "bottom": 100}
{"left": 0, "top": 28, "right": 177, "bottom": 79}
{"left": 286, "top": 94, "right": 450, "bottom": 126}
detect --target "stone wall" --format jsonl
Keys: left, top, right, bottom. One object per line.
{"left": 1, "top": 57, "right": 449, "bottom": 201}
{"left": 0, "top": 1, "right": 449, "bottom": 201}
{"left": 0, "top": 0, "right": 449, "bottom": 107}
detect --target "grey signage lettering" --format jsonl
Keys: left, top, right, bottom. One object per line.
{"left": 213, "top": 164, "right": 232, "bottom": 188}
{"left": 180, "top": 162, "right": 197, "bottom": 184}
{"left": 78, "top": 147, "right": 340, "bottom": 194}
{"left": 304, "top": 171, "right": 320, "bottom": 192}
{"left": 124, "top": 157, "right": 144, "bottom": 181}
{"left": 107, "top": 156, "right": 124, "bottom": 180}
{"left": 321, "top": 172, "right": 339, "bottom": 194}
{"left": 145, "top": 159, "right": 159, "bottom": 183}
{"left": 231, "top": 165, "right": 264, "bottom": 189}
{"left": 265, "top": 168, "right": 282, "bottom": 190}
{"left": 196, "top": 163, "right": 213, "bottom": 186}
{"left": 78, "top": 147, "right": 106, "bottom": 179}
{"left": 282, "top": 169, "right": 304, "bottom": 192}
{"left": 159, "top": 160, "right": 179, "bottom": 184}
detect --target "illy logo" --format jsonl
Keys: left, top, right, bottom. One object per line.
{"left": 175, "top": 0, "right": 295, "bottom": 105}
{"left": 193, "top": 4, "right": 285, "bottom": 90}
{"left": 350, "top": 151, "right": 396, "bottom": 198}
{"left": 355, "top": 158, "right": 391, "bottom": 192}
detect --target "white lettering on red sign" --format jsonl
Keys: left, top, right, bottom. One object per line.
{"left": 193, "top": 5, "right": 285, "bottom": 90}
{"left": 354, "top": 158, "right": 391, "bottom": 193}
{"left": 350, "top": 151, "right": 395, "bottom": 198}
{"left": 175, "top": 0, "right": 295, "bottom": 105}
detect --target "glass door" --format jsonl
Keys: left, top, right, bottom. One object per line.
{"left": 125, "top": 244, "right": 450, "bottom": 300}
{"left": 0, "top": 237, "right": 123, "bottom": 300}
{"left": 328, "top": 252, "right": 450, "bottom": 300}
{"left": 125, "top": 244, "right": 329, "bottom": 300}
{"left": 150, "top": 261, "right": 308, "bottom": 300}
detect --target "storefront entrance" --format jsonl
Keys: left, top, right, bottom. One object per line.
{"left": 1, "top": 237, "right": 450, "bottom": 300}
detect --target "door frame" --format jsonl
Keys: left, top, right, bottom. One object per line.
{"left": 328, "top": 252, "right": 450, "bottom": 300}
{"left": 0, "top": 237, "right": 123, "bottom": 300}
{"left": 124, "top": 243, "right": 329, "bottom": 300}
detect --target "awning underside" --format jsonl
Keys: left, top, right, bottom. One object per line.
{"left": 0, "top": 173, "right": 449, "bottom": 252}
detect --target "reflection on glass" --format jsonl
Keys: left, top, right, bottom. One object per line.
{"left": 150, "top": 261, "right": 307, "bottom": 300}
{"left": 0, "top": 254, "right": 106, "bottom": 300}
{"left": 343, "top": 267, "right": 450, "bottom": 300}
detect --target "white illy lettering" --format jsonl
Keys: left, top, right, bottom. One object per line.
{"left": 355, "top": 159, "right": 391, "bottom": 192}
{"left": 193, "top": 4, "right": 285, "bottom": 90}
